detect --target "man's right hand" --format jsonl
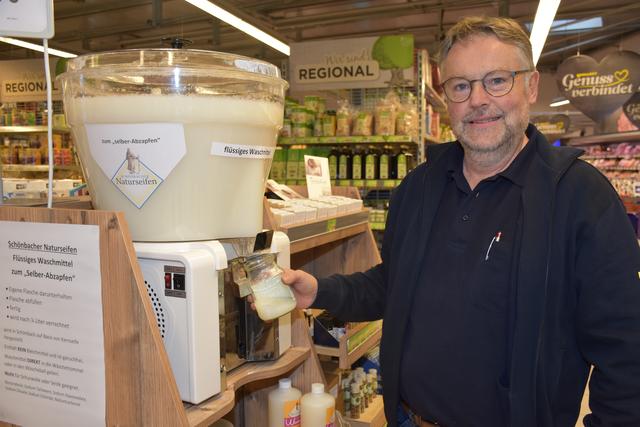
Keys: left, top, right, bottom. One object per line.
{"left": 281, "top": 269, "right": 318, "bottom": 309}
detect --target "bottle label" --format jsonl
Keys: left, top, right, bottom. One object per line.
{"left": 365, "top": 155, "right": 375, "bottom": 179}
{"left": 380, "top": 155, "right": 389, "bottom": 179}
{"left": 328, "top": 156, "right": 337, "bottom": 179}
{"left": 283, "top": 399, "right": 301, "bottom": 427}
{"left": 397, "top": 154, "right": 407, "bottom": 179}
{"left": 325, "top": 407, "right": 335, "bottom": 427}
{"left": 353, "top": 156, "right": 362, "bottom": 179}
{"left": 338, "top": 155, "right": 348, "bottom": 179}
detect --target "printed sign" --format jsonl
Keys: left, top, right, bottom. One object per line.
{"left": 84, "top": 123, "right": 186, "bottom": 209}
{"left": 624, "top": 92, "right": 640, "bottom": 128}
{"left": 210, "top": 142, "right": 275, "bottom": 159}
{"left": 0, "top": 221, "right": 105, "bottom": 427}
{"left": 290, "top": 35, "right": 414, "bottom": 91}
{"left": 531, "top": 114, "right": 570, "bottom": 135}
{"left": 0, "top": 58, "right": 62, "bottom": 102}
{"left": 555, "top": 51, "right": 640, "bottom": 123}
{"left": 304, "top": 155, "right": 332, "bottom": 199}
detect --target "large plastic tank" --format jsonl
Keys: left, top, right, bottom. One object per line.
{"left": 58, "top": 49, "right": 287, "bottom": 242}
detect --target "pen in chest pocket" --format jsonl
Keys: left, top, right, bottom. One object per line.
{"left": 485, "top": 231, "right": 502, "bottom": 261}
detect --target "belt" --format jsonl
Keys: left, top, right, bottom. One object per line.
{"left": 400, "top": 401, "right": 440, "bottom": 427}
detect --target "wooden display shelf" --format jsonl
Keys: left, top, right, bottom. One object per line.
{"left": 0, "top": 207, "right": 326, "bottom": 427}
{"left": 315, "top": 322, "right": 383, "bottom": 370}
{"left": 185, "top": 346, "right": 310, "bottom": 427}
{"left": 277, "top": 210, "right": 370, "bottom": 254}
{"left": 345, "top": 395, "right": 387, "bottom": 427}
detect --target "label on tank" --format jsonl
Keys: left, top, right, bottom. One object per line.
{"left": 210, "top": 142, "right": 275, "bottom": 159}
{"left": 85, "top": 123, "right": 186, "bottom": 209}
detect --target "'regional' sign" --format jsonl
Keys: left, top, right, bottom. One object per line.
{"left": 556, "top": 51, "right": 640, "bottom": 131}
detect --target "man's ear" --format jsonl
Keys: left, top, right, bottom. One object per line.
{"left": 528, "top": 70, "right": 540, "bottom": 104}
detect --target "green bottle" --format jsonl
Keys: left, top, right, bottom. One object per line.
{"left": 379, "top": 148, "right": 390, "bottom": 180}
{"left": 396, "top": 151, "right": 407, "bottom": 179}
{"left": 328, "top": 149, "right": 338, "bottom": 180}
{"left": 364, "top": 146, "right": 378, "bottom": 180}
{"left": 338, "top": 147, "right": 351, "bottom": 179}
{"left": 352, "top": 148, "right": 363, "bottom": 180}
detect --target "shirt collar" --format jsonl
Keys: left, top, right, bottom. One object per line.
{"left": 497, "top": 136, "right": 535, "bottom": 187}
{"left": 446, "top": 136, "right": 536, "bottom": 188}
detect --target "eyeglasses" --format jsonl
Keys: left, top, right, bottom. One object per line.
{"left": 441, "top": 69, "right": 533, "bottom": 103}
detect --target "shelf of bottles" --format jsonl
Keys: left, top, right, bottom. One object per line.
{"left": 0, "top": 101, "right": 78, "bottom": 171}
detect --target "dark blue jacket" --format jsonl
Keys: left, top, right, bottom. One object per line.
{"left": 314, "top": 124, "right": 640, "bottom": 426}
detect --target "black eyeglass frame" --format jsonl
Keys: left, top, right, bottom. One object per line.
{"left": 440, "top": 69, "right": 533, "bottom": 103}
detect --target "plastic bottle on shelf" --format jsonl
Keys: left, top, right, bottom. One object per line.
{"left": 300, "top": 383, "right": 336, "bottom": 427}
{"left": 268, "top": 378, "right": 302, "bottom": 427}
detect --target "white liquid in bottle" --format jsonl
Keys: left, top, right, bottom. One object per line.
{"left": 269, "top": 378, "right": 301, "bottom": 427}
{"left": 251, "top": 274, "right": 297, "bottom": 321}
{"left": 301, "top": 383, "right": 335, "bottom": 427}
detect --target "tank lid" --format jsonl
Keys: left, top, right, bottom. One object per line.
{"left": 61, "top": 48, "right": 283, "bottom": 82}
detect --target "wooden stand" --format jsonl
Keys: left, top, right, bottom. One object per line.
{"left": 264, "top": 186, "right": 386, "bottom": 425}
{"left": 0, "top": 206, "right": 324, "bottom": 427}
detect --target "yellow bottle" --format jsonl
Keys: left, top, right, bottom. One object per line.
{"left": 269, "top": 378, "right": 301, "bottom": 427}
{"left": 301, "top": 383, "right": 336, "bottom": 427}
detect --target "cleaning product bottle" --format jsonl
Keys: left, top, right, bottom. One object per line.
{"left": 301, "top": 383, "right": 336, "bottom": 427}
{"left": 269, "top": 378, "right": 302, "bottom": 427}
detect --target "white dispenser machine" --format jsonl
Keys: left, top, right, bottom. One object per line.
{"left": 58, "top": 49, "right": 292, "bottom": 404}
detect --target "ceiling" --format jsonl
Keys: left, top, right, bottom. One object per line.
{"left": 2, "top": 0, "right": 640, "bottom": 130}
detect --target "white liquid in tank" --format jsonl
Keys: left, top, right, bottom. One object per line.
{"left": 65, "top": 95, "right": 283, "bottom": 242}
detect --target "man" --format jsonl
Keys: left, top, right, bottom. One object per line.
{"left": 282, "top": 16, "right": 640, "bottom": 426}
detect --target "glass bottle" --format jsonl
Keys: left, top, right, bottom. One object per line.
{"left": 244, "top": 253, "right": 297, "bottom": 321}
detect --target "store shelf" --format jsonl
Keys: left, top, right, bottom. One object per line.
{"left": 280, "top": 209, "right": 371, "bottom": 254}
{"left": 582, "top": 155, "right": 640, "bottom": 160}
{"left": 567, "top": 131, "right": 640, "bottom": 146}
{"left": 185, "top": 346, "right": 310, "bottom": 427}
{"left": 424, "top": 83, "right": 447, "bottom": 112}
{"left": 0, "top": 125, "right": 71, "bottom": 134}
{"left": 315, "top": 320, "right": 383, "bottom": 370}
{"left": 593, "top": 167, "right": 640, "bottom": 172}
{"left": 2, "top": 164, "right": 81, "bottom": 172}
{"left": 278, "top": 135, "right": 416, "bottom": 145}
{"left": 344, "top": 394, "right": 387, "bottom": 427}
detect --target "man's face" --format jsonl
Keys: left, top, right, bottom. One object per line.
{"left": 441, "top": 34, "right": 539, "bottom": 155}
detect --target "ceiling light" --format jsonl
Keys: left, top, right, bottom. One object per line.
{"left": 529, "top": 0, "right": 562, "bottom": 65}
{"left": 525, "top": 17, "right": 603, "bottom": 34}
{"left": 184, "top": 0, "right": 290, "bottom": 56}
{"left": 0, "top": 37, "right": 77, "bottom": 58}
{"left": 550, "top": 98, "right": 570, "bottom": 107}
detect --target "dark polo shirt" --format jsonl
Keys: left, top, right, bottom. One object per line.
{"left": 399, "top": 138, "right": 535, "bottom": 426}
